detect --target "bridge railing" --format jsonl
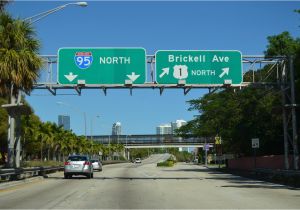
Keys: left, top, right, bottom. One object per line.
{"left": 89, "top": 134, "right": 214, "bottom": 145}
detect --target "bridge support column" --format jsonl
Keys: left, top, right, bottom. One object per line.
{"left": 127, "top": 149, "right": 130, "bottom": 161}
{"left": 122, "top": 150, "right": 126, "bottom": 159}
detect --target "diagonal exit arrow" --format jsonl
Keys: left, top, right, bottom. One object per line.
{"left": 219, "top": 67, "right": 230, "bottom": 78}
{"left": 159, "top": 67, "right": 169, "bottom": 78}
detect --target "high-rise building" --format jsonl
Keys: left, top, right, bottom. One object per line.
{"left": 156, "top": 120, "right": 187, "bottom": 135}
{"left": 171, "top": 120, "right": 187, "bottom": 134}
{"left": 58, "top": 115, "right": 70, "bottom": 131}
{"left": 156, "top": 124, "right": 172, "bottom": 135}
{"left": 112, "top": 122, "right": 122, "bottom": 135}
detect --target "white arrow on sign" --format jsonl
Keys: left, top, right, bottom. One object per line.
{"left": 64, "top": 72, "right": 78, "bottom": 82}
{"left": 219, "top": 67, "right": 230, "bottom": 78}
{"left": 127, "top": 72, "right": 140, "bottom": 82}
{"left": 159, "top": 67, "right": 170, "bottom": 78}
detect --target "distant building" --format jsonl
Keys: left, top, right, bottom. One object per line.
{"left": 156, "top": 124, "right": 172, "bottom": 135}
{"left": 171, "top": 120, "right": 187, "bottom": 134}
{"left": 156, "top": 120, "right": 187, "bottom": 135}
{"left": 112, "top": 122, "right": 122, "bottom": 135}
{"left": 58, "top": 115, "right": 70, "bottom": 131}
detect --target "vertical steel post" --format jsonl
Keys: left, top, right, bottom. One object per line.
{"left": 204, "top": 139, "right": 207, "bottom": 166}
{"left": 90, "top": 118, "right": 93, "bottom": 140}
{"left": 7, "top": 115, "right": 15, "bottom": 168}
{"left": 84, "top": 112, "right": 87, "bottom": 138}
{"left": 15, "top": 91, "right": 22, "bottom": 168}
{"left": 289, "top": 56, "right": 299, "bottom": 170}
{"left": 281, "top": 61, "right": 289, "bottom": 169}
{"left": 15, "top": 115, "right": 21, "bottom": 168}
{"left": 7, "top": 87, "right": 16, "bottom": 168}
{"left": 254, "top": 148, "right": 257, "bottom": 169}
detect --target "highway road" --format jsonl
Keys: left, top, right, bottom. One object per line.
{"left": 0, "top": 154, "right": 299, "bottom": 209}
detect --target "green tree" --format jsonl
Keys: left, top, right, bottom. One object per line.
{"left": 0, "top": 13, "right": 42, "bottom": 97}
{"left": 22, "top": 114, "right": 41, "bottom": 160}
{"left": 178, "top": 87, "right": 283, "bottom": 156}
{"left": 0, "top": 97, "right": 8, "bottom": 163}
{"left": 0, "top": 0, "right": 10, "bottom": 12}
{"left": 265, "top": 31, "right": 300, "bottom": 104}
{"left": 265, "top": 31, "right": 300, "bottom": 56}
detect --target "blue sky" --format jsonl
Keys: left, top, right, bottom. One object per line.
{"left": 7, "top": 1, "right": 300, "bottom": 135}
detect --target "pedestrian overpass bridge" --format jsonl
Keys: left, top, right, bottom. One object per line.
{"left": 89, "top": 134, "right": 214, "bottom": 149}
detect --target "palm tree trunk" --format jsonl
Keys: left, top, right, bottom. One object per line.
{"left": 40, "top": 142, "right": 43, "bottom": 161}
{"left": 58, "top": 151, "right": 61, "bottom": 162}
{"left": 47, "top": 148, "right": 50, "bottom": 161}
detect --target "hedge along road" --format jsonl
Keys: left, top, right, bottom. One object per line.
{"left": 0, "top": 154, "right": 299, "bottom": 209}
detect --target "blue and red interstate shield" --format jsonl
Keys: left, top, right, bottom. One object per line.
{"left": 74, "top": 52, "right": 93, "bottom": 69}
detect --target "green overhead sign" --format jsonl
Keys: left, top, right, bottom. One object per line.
{"left": 58, "top": 48, "right": 146, "bottom": 85}
{"left": 155, "top": 50, "right": 242, "bottom": 85}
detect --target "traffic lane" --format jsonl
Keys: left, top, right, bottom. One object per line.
{"left": 95, "top": 163, "right": 300, "bottom": 209}
{"left": 160, "top": 164, "right": 300, "bottom": 209}
{"left": 0, "top": 158, "right": 159, "bottom": 209}
{"left": 0, "top": 159, "right": 185, "bottom": 209}
{"left": 0, "top": 171, "right": 98, "bottom": 209}
{"left": 53, "top": 163, "right": 300, "bottom": 209}
{"left": 0, "top": 162, "right": 299, "bottom": 209}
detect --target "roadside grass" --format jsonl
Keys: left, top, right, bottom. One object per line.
{"left": 206, "top": 164, "right": 226, "bottom": 168}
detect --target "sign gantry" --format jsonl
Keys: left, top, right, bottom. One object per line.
{"left": 35, "top": 51, "right": 285, "bottom": 97}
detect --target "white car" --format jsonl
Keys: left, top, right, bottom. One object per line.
{"left": 134, "top": 158, "right": 142, "bottom": 163}
{"left": 64, "top": 155, "right": 94, "bottom": 179}
{"left": 91, "top": 159, "right": 102, "bottom": 171}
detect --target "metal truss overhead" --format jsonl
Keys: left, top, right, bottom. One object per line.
{"left": 34, "top": 55, "right": 285, "bottom": 96}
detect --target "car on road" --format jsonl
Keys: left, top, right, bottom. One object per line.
{"left": 64, "top": 155, "right": 94, "bottom": 179}
{"left": 91, "top": 158, "right": 102, "bottom": 171}
{"left": 134, "top": 158, "right": 142, "bottom": 163}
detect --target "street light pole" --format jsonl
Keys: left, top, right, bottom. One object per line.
{"left": 24, "top": 2, "right": 88, "bottom": 24}
{"left": 108, "top": 135, "right": 111, "bottom": 160}
{"left": 91, "top": 115, "right": 100, "bottom": 140}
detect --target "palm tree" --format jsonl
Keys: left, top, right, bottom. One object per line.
{"left": 0, "top": 13, "right": 42, "bottom": 97}
{"left": 0, "top": 0, "right": 10, "bottom": 12}
{"left": 51, "top": 124, "right": 64, "bottom": 161}
{"left": 0, "top": 12, "right": 42, "bottom": 167}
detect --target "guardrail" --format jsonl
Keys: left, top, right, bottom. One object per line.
{"left": 0, "top": 161, "right": 128, "bottom": 182}
{"left": 0, "top": 166, "right": 64, "bottom": 181}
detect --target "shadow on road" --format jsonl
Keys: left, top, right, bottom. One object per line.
{"left": 45, "top": 176, "right": 204, "bottom": 180}
{"left": 220, "top": 184, "right": 298, "bottom": 190}
{"left": 164, "top": 168, "right": 225, "bottom": 175}
{"left": 164, "top": 167, "right": 300, "bottom": 190}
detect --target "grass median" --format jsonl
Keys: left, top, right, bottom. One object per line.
{"left": 157, "top": 159, "right": 175, "bottom": 167}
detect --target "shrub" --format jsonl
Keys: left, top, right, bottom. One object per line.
{"left": 157, "top": 160, "right": 174, "bottom": 167}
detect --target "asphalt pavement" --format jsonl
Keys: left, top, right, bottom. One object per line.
{"left": 0, "top": 154, "right": 299, "bottom": 209}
